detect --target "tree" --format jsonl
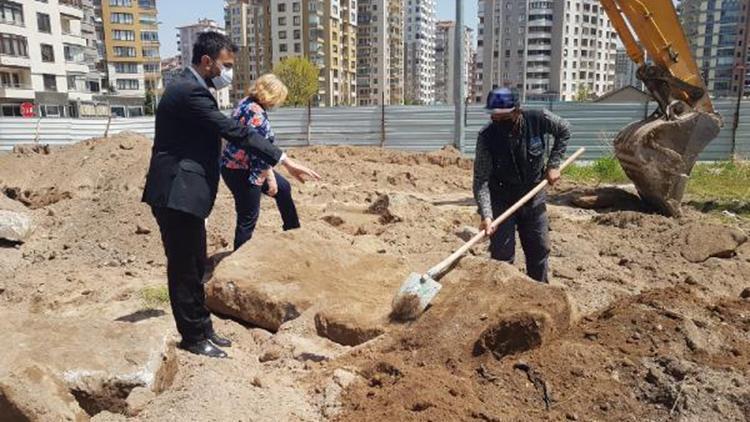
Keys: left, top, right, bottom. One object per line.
{"left": 574, "top": 85, "right": 592, "bottom": 102}
{"left": 272, "top": 57, "right": 319, "bottom": 107}
{"left": 144, "top": 89, "right": 155, "bottom": 115}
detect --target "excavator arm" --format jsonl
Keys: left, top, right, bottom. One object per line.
{"left": 599, "top": 0, "right": 723, "bottom": 216}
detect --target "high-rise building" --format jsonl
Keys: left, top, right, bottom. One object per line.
{"left": 477, "top": 0, "right": 617, "bottom": 102}
{"left": 434, "top": 20, "right": 473, "bottom": 105}
{"left": 97, "top": 0, "right": 161, "bottom": 115}
{"left": 225, "top": 0, "right": 272, "bottom": 105}
{"left": 404, "top": 0, "right": 436, "bottom": 104}
{"left": 160, "top": 54, "right": 180, "bottom": 88}
{"left": 227, "top": 0, "right": 357, "bottom": 107}
{"left": 176, "top": 18, "right": 231, "bottom": 109}
{"left": 356, "top": 0, "right": 404, "bottom": 106}
{"left": 0, "top": 0, "right": 102, "bottom": 117}
{"left": 614, "top": 47, "right": 640, "bottom": 90}
{"left": 681, "top": 0, "right": 750, "bottom": 98}
{"left": 177, "top": 18, "right": 225, "bottom": 67}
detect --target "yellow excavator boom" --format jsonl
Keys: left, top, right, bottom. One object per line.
{"left": 597, "top": 0, "right": 723, "bottom": 216}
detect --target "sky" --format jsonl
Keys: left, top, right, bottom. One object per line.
{"left": 157, "top": 0, "right": 479, "bottom": 58}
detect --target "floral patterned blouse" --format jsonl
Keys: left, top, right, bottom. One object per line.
{"left": 220, "top": 97, "right": 275, "bottom": 185}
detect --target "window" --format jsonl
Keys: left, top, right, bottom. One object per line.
{"left": 280, "top": 43, "right": 287, "bottom": 52}
{"left": 41, "top": 44, "right": 54, "bottom": 62}
{"left": 293, "top": 2, "right": 300, "bottom": 12}
{"left": 278, "top": 16, "right": 286, "bottom": 25}
{"left": 114, "top": 46, "right": 136, "bottom": 57}
{"left": 114, "top": 63, "right": 138, "bottom": 73}
{"left": 293, "top": 16, "right": 300, "bottom": 26}
{"left": 138, "top": 0, "right": 155, "bottom": 8}
{"left": 0, "top": 33, "right": 28, "bottom": 57}
{"left": 111, "top": 13, "right": 134, "bottom": 24}
{"left": 116, "top": 79, "right": 139, "bottom": 90}
{"left": 142, "top": 48, "right": 158, "bottom": 57}
{"left": 144, "top": 63, "right": 159, "bottom": 73}
{"left": 37, "top": 13, "right": 51, "bottom": 33}
{"left": 110, "top": 0, "right": 132, "bottom": 5}
{"left": 294, "top": 43, "right": 300, "bottom": 53}
{"left": 141, "top": 31, "right": 158, "bottom": 41}
{"left": 278, "top": 3, "right": 285, "bottom": 12}
{"left": 293, "top": 29, "right": 300, "bottom": 39}
{"left": 0, "top": 70, "right": 21, "bottom": 88}
{"left": 112, "top": 29, "right": 135, "bottom": 41}
{"left": 140, "top": 14, "right": 157, "bottom": 25}
{"left": 279, "top": 31, "right": 287, "bottom": 39}
{"left": 43, "top": 74, "right": 57, "bottom": 91}
{"left": 0, "top": 1, "right": 24, "bottom": 26}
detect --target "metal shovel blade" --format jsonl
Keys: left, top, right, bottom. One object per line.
{"left": 391, "top": 272, "right": 443, "bottom": 320}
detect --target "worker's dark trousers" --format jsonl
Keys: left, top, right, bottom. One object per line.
{"left": 221, "top": 167, "right": 300, "bottom": 251}
{"left": 151, "top": 206, "right": 214, "bottom": 344}
{"left": 488, "top": 187, "right": 551, "bottom": 283}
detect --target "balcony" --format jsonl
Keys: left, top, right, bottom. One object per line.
{"left": 0, "top": 83, "right": 34, "bottom": 100}
{"left": 0, "top": 54, "right": 31, "bottom": 68}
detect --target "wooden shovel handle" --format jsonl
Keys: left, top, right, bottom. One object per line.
{"left": 425, "top": 147, "right": 586, "bottom": 279}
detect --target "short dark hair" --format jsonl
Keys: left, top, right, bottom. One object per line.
{"left": 191, "top": 32, "right": 238, "bottom": 65}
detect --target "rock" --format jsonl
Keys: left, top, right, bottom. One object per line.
{"left": 0, "top": 364, "right": 88, "bottom": 421}
{"left": 280, "top": 334, "right": 341, "bottom": 363}
{"left": 740, "top": 288, "right": 750, "bottom": 299}
{"left": 0, "top": 311, "right": 176, "bottom": 419}
{"left": 679, "top": 223, "right": 747, "bottom": 263}
{"left": 455, "top": 226, "right": 479, "bottom": 242}
{"left": 0, "top": 210, "right": 33, "bottom": 243}
{"left": 366, "top": 193, "right": 428, "bottom": 224}
{"left": 321, "top": 214, "right": 345, "bottom": 227}
{"left": 251, "top": 376, "right": 264, "bottom": 388}
{"left": 321, "top": 369, "right": 359, "bottom": 418}
{"left": 570, "top": 187, "right": 641, "bottom": 210}
{"left": 315, "top": 306, "right": 385, "bottom": 346}
{"left": 135, "top": 225, "right": 151, "bottom": 235}
{"left": 258, "top": 348, "right": 283, "bottom": 363}
{"left": 125, "top": 386, "right": 155, "bottom": 416}
{"left": 205, "top": 229, "right": 409, "bottom": 336}
{"left": 0, "top": 194, "right": 27, "bottom": 212}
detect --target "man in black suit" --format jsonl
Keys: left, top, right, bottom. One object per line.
{"left": 142, "top": 32, "right": 320, "bottom": 358}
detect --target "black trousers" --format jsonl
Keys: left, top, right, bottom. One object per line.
{"left": 489, "top": 187, "right": 551, "bottom": 283}
{"left": 151, "top": 206, "right": 213, "bottom": 343}
{"left": 221, "top": 167, "right": 300, "bottom": 250}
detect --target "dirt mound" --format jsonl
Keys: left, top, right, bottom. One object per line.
{"left": 332, "top": 259, "right": 574, "bottom": 421}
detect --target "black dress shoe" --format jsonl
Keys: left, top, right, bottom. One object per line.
{"left": 179, "top": 340, "right": 228, "bottom": 358}
{"left": 208, "top": 332, "right": 232, "bottom": 348}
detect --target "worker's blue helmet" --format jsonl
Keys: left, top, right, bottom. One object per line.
{"left": 485, "top": 87, "right": 520, "bottom": 114}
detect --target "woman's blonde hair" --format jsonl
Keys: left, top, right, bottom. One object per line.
{"left": 246, "top": 74, "right": 288, "bottom": 109}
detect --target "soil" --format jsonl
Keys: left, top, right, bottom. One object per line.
{"left": 0, "top": 133, "right": 748, "bottom": 421}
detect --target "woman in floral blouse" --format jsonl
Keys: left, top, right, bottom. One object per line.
{"left": 220, "top": 74, "right": 300, "bottom": 250}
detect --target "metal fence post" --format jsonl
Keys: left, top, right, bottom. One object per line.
{"left": 33, "top": 115, "right": 43, "bottom": 143}
{"left": 306, "top": 100, "right": 312, "bottom": 146}
{"left": 104, "top": 115, "right": 112, "bottom": 138}
{"left": 380, "top": 91, "right": 386, "bottom": 148}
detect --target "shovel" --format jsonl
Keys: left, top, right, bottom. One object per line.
{"left": 391, "top": 147, "right": 586, "bottom": 320}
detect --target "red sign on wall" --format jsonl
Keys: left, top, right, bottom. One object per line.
{"left": 20, "top": 102, "right": 35, "bottom": 118}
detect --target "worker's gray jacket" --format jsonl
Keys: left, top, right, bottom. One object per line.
{"left": 473, "top": 109, "right": 570, "bottom": 220}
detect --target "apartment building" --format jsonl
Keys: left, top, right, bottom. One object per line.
{"left": 0, "top": 0, "right": 98, "bottom": 117}
{"left": 176, "top": 18, "right": 231, "bottom": 109}
{"left": 356, "top": 0, "right": 404, "bottom": 106}
{"left": 434, "top": 20, "right": 473, "bottom": 105}
{"left": 98, "top": 0, "right": 161, "bottom": 115}
{"left": 227, "top": 0, "right": 357, "bottom": 107}
{"left": 681, "top": 0, "right": 750, "bottom": 98}
{"left": 225, "top": 0, "right": 272, "bottom": 105}
{"left": 614, "top": 47, "right": 641, "bottom": 90}
{"left": 404, "top": 0, "right": 436, "bottom": 104}
{"left": 476, "top": 0, "right": 617, "bottom": 102}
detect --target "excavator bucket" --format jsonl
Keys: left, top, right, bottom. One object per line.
{"left": 613, "top": 108, "right": 722, "bottom": 216}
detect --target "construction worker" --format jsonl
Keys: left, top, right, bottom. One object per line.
{"left": 473, "top": 87, "right": 570, "bottom": 283}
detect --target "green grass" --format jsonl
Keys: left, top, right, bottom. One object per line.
{"left": 564, "top": 156, "right": 750, "bottom": 217}
{"left": 563, "top": 155, "right": 629, "bottom": 184}
{"left": 140, "top": 285, "right": 170, "bottom": 308}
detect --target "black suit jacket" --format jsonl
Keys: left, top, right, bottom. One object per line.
{"left": 142, "top": 68, "right": 283, "bottom": 219}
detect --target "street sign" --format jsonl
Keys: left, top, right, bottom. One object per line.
{"left": 20, "top": 102, "right": 34, "bottom": 118}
